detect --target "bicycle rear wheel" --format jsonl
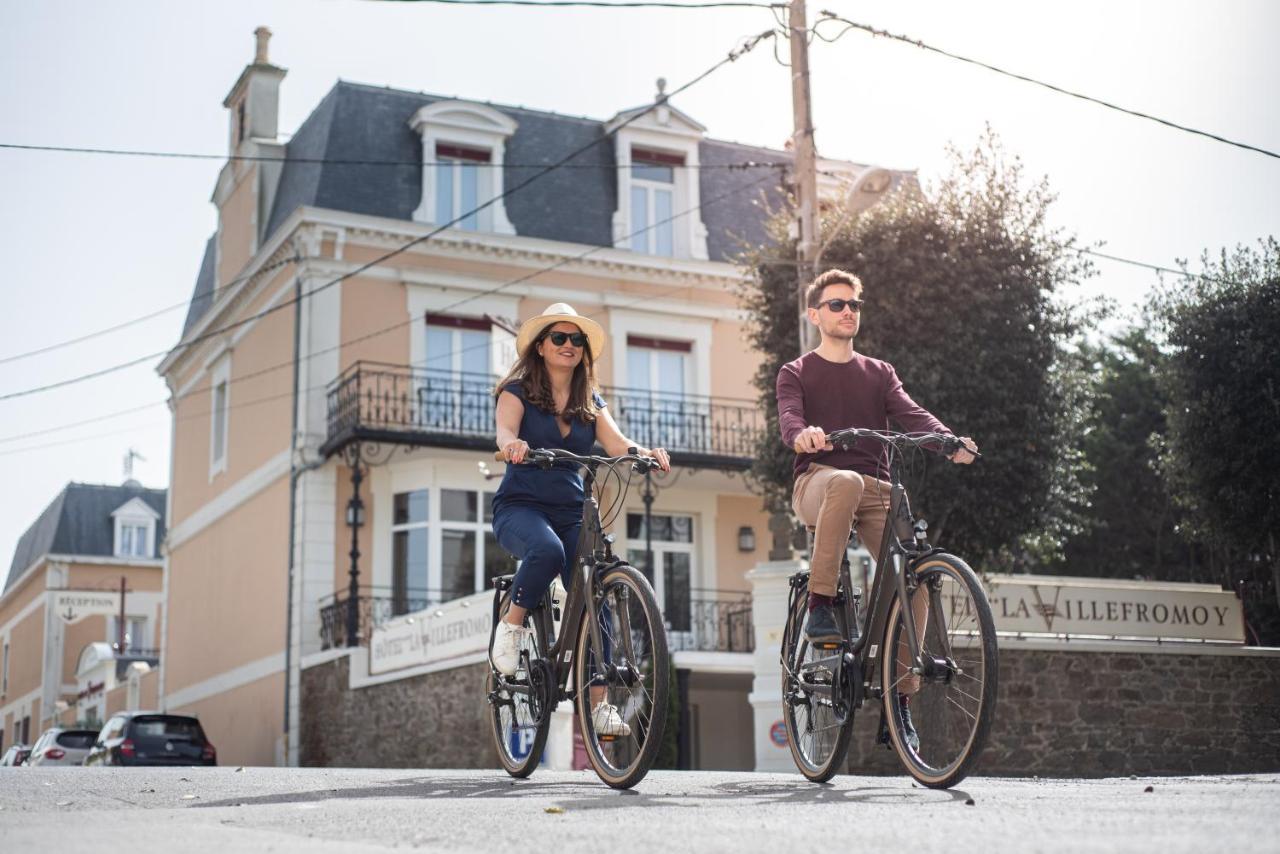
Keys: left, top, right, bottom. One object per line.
{"left": 574, "top": 562, "right": 669, "bottom": 789}
{"left": 881, "top": 553, "right": 997, "bottom": 788}
{"left": 781, "top": 573, "right": 854, "bottom": 782}
{"left": 487, "top": 593, "right": 552, "bottom": 778}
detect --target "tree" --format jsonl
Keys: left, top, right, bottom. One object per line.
{"left": 1150, "top": 238, "right": 1280, "bottom": 643}
{"left": 1060, "top": 322, "right": 1199, "bottom": 580}
{"left": 737, "top": 130, "right": 1096, "bottom": 571}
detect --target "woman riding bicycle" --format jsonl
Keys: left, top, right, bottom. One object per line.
{"left": 488, "top": 303, "right": 671, "bottom": 737}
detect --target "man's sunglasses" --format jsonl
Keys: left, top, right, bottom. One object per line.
{"left": 543, "top": 331, "right": 588, "bottom": 348}
{"left": 817, "top": 297, "right": 864, "bottom": 313}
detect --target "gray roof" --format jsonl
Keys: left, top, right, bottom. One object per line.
{"left": 6, "top": 483, "right": 167, "bottom": 592}
{"left": 185, "top": 81, "right": 796, "bottom": 333}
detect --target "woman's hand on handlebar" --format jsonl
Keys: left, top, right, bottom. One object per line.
{"left": 644, "top": 447, "right": 671, "bottom": 473}
{"left": 501, "top": 439, "right": 530, "bottom": 464}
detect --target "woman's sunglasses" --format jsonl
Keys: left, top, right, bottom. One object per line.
{"left": 543, "top": 331, "right": 588, "bottom": 348}
{"left": 817, "top": 297, "right": 864, "bottom": 313}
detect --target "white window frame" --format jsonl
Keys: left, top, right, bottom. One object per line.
{"left": 111, "top": 498, "right": 160, "bottom": 559}
{"left": 608, "top": 106, "right": 709, "bottom": 260}
{"left": 208, "top": 355, "right": 231, "bottom": 480}
{"left": 624, "top": 511, "right": 697, "bottom": 638}
{"left": 387, "top": 485, "right": 499, "bottom": 611}
{"left": 409, "top": 101, "right": 518, "bottom": 235}
{"left": 628, "top": 156, "right": 677, "bottom": 256}
{"left": 434, "top": 147, "right": 493, "bottom": 232}
{"left": 107, "top": 616, "right": 148, "bottom": 652}
{"left": 609, "top": 309, "right": 710, "bottom": 397}
{"left": 2, "top": 641, "right": 8, "bottom": 696}
{"left": 437, "top": 488, "right": 500, "bottom": 600}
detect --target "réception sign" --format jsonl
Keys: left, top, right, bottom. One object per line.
{"left": 369, "top": 591, "right": 493, "bottom": 675}
{"left": 51, "top": 591, "right": 120, "bottom": 624}
{"left": 975, "top": 575, "right": 1245, "bottom": 643}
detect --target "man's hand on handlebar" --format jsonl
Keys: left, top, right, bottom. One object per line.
{"left": 949, "top": 436, "right": 979, "bottom": 465}
{"left": 794, "top": 425, "right": 834, "bottom": 454}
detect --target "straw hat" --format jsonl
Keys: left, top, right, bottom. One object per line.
{"left": 515, "top": 303, "right": 606, "bottom": 361}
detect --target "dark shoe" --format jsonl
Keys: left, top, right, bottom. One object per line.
{"left": 898, "top": 694, "right": 920, "bottom": 753}
{"left": 804, "top": 604, "right": 843, "bottom": 646}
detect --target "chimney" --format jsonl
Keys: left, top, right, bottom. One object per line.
{"left": 222, "top": 26, "right": 287, "bottom": 151}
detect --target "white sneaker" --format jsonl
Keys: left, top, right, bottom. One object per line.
{"left": 591, "top": 701, "right": 632, "bottom": 737}
{"left": 491, "top": 621, "right": 532, "bottom": 677}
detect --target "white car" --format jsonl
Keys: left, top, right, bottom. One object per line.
{"left": 26, "top": 728, "right": 100, "bottom": 766}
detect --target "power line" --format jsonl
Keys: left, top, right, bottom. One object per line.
{"left": 812, "top": 13, "right": 1280, "bottom": 162}
{"left": 1080, "top": 248, "right": 1244, "bottom": 287}
{"left": 0, "top": 29, "right": 776, "bottom": 404}
{"left": 0, "top": 255, "right": 298, "bottom": 367}
{"left": 0, "top": 142, "right": 787, "bottom": 171}
{"left": 0, "top": 135, "right": 782, "bottom": 446}
{"left": 377, "top": 0, "right": 779, "bottom": 8}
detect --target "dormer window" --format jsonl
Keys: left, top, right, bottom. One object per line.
{"left": 629, "top": 148, "right": 681, "bottom": 256}
{"left": 410, "top": 101, "right": 518, "bottom": 235}
{"left": 111, "top": 497, "right": 160, "bottom": 559}
{"left": 608, "top": 96, "right": 709, "bottom": 260}
{"left": 435, "top": 144, "right": 492, "bottom": 231}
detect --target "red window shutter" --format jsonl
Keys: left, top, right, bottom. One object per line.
{"left": 435, "top": 143, "right": 492, "bottom": 163}
{"left": 626, "top": 334, "right": 692, "bottom": 353}
{"left": 426, "top": 314, "right": 492, "bottom": 331}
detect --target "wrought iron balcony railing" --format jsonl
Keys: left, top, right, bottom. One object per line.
{"left": 320, "top": 361, "right": 764, "bottom": 469}
{"left": 318, "top": 589, "right": 441, "bottom": 650}
{"left": 666, "top": 589, "right": 754, "bottom": 654}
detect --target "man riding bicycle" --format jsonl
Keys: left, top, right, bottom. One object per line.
{"left": 776, "top": 269, "right": 977, "bottom": 747}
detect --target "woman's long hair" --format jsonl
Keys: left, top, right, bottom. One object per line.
{"left": 494, "top": 323, "right": 602, "bottom": 423}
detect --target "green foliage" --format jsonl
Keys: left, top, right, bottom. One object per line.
{"left": 1059, "top": 322, "right": 1199, "bottom": 579}
{"left": 738, "top": 129, "right": 1097, "bottom": 571}
{"left": 1149, "top": 238, "right": 1280, "bottom": 642}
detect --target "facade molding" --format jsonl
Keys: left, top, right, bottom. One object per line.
{"left": 672, "top": 650, "right": 753, "bottom": 674}
{"left": 167, "top": 448, "right": 292, "bottom": 550}
{"left": 163, "top": 651, "right": 285, "bottom": 711}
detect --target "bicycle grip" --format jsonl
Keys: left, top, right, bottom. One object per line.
{"left": 493, "top": 451, "right": 505, "bottom": 462}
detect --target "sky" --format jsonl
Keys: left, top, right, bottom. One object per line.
{"left": 0, "top": 0, "right": 1277, "bottom": 570}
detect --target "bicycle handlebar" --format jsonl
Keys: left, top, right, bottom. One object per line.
{"left": 492, "top": 447, "right": 662, "bottom": 473}
{"left": 827, "top": 428, "right": 981, "bottom": 459}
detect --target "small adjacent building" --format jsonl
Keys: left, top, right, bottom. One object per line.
{"left": 0, "top": 482, "right": 166, "bottom": 751}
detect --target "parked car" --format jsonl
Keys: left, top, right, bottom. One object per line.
{"left": 27, "top": 727, "right": 100, "bottom": 766}
{"left": 83, "top": 712, "right": 216, "bottom": 767}
{"left": 0, "top": 744, "right": 31, "bottom": 766}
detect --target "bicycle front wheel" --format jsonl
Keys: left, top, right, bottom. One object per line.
{"left": 780, "top": 573, "right": 854, "bottom": 782}
{"left": 574, "top": 562, "right": 669, "bottom": 789}
{"left": 487, "top": 593, "right": 552, "bottom": 778}
{"left": 881, "top": 553, "right": 998, "bottom": 788}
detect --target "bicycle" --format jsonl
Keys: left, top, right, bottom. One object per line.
{"left": 485, "top": 447, "right": 670, "bottom": 789}
{"left": 780, "top": 428, "right": 998, "bottom": 789}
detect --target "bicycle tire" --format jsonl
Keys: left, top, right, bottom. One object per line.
{"left": 881, "top": 553, "right": 998, "bottom": 788}
{"left": 487, "top": 592, "right": 553, "bottom": 778}
{"left": 781, "top": 573, "right": 855, "bottom": 782}
{"left": 574, "top": 562, "right": 669, "bottom": 789}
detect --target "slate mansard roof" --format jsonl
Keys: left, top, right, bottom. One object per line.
{"left": 5, "top": 483, "right": 168, "bottom": 592}
{"left": 183, "top": 81, "right": 799, "bottom": 336}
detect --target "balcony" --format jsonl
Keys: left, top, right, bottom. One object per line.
{"left": 320, "top": 361, "right": 764, "bottom": 470}
{"left": 667, "top": 589, "right": 754, "bottom": 653}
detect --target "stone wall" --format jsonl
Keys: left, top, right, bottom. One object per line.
{"left": 846, "top": 646, "right": 1280, "bottom": 777}
{"left": 301, "top": 654, "right": 498, "bottom": 769}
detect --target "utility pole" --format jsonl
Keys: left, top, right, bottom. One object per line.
{"left": 116, "top": 576, "right": 127, "bottom": 652}
{"left": 789, "top": 0, "right": 820, "bottom": 355}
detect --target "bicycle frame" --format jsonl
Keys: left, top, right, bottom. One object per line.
{"left": 489, "top": 461, "right": 646, "bottom": 710}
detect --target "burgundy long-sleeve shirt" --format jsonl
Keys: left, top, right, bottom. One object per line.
{"left": 776, "top": 351, "right": 952, "bottom": 480}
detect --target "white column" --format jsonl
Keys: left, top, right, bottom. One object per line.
{"left": 746, "top": 557, "right": 806, "bottom": 772}
{"left": 542, "top": 701, "right": 577, "bottom": 770}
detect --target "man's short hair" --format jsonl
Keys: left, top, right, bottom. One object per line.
{"left": 805, "top": 269, "right": 864, "bottom": 308}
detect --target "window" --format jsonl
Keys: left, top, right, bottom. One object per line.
{"left": 422, "top": 315, "right": 493, "bottom": 433}
{"left": 628, "top": 148, "right": 680, "bottom": 256}
{"left": 623, "top": 335, "right": 695, "bottom": 452}
{"left": 209, "top": 355, "right": 231, "bottom": 478}
{"left": 390, "top": 487, "right": 504, "bottom": 615}
{"left": 119, "top": 524, "right": 148, "bottom": 557}
{"left": 108, "top": 617, "right": 148, "bottom": 653}
{"left": 435, "top": 144, "right": 491, "bottom": 231}
{"left": 409, "top": 101, "right": 518, "bottom": 235}
{"left": 2, "top": 642, "right": 7, "bottom": 696}
{"left": 626, "top": 512, "right": 695, "bottom": 633}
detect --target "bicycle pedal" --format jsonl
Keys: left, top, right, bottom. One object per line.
{"left": 598, "top": 735, "right": 619, "bottom": 743}
{"left": 814, "top": 641, "right": 844, "bottom": 650}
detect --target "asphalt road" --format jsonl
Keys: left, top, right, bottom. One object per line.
{"left": 1, "top": 767, "right": 1275, "bottom": 853}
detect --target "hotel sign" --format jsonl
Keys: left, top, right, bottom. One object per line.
{"left": 977, "top": 575, "right": 1245, "bottom": 643}
{"left": 369, "top": 591, "right": 493, "bottom": 675}
{"left": 51, "top": 591, "right": 120, "bottom": 624}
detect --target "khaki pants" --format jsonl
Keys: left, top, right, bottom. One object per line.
{"left": 792, "top": 464, "right": 925, "bottom": 694}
